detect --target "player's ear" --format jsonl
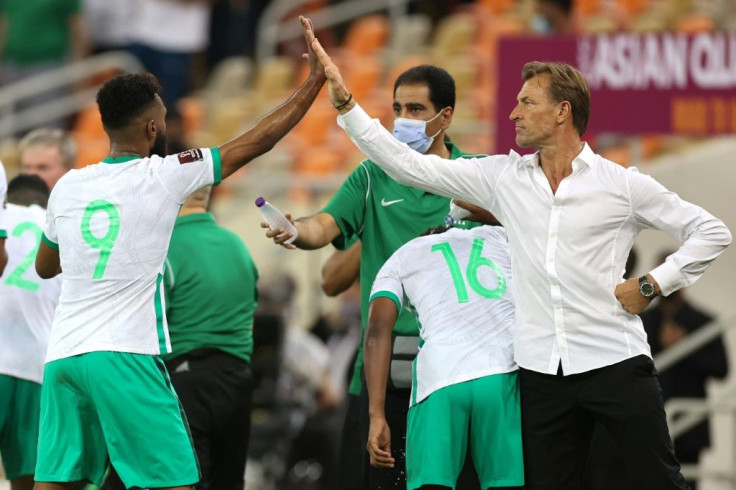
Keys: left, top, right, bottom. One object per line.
{"left": 146, "top": 119, "right": 157, "bottom": 141}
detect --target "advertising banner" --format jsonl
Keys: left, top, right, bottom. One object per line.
{"left": 496, "top": 33, "right": 736, "bottom": 152}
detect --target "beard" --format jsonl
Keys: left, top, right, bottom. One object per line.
{"left": 150, "top": 132, "right": 169, "bottom": 157}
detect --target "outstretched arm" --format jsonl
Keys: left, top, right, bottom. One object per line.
{"left": 308, "top": 29, "right": 500, "bottom": 212}
{"left": 218, "top": 17, "right": 326, "bottom": 180}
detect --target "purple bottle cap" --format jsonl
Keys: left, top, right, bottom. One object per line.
{"left": 255, "top": 197, "right": 266, "bottom": 207}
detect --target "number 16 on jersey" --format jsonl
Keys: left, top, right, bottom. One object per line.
{"left": 431, "top": 238, "right": 507, "bottom": 303}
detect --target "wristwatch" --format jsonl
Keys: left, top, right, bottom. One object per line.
{"left": 639, "top": 275, "right": 657, "bottom": 299}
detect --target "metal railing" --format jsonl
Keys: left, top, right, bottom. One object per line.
{"left": 0, "top": 51, "right": 143, "bottom": 139}
{"left": 653, "top": 316, "right": 736, "bottom": 486}
{"left": 256, "top": 0, "right": 412, "bottom": 62}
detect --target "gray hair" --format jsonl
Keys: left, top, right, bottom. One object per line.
{"left": 19, "top": 128, "right": 77, "bottom": 169}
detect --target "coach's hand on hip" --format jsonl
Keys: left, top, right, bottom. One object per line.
{"left": 615, "top": 274, "right": 660, "bottom": 315}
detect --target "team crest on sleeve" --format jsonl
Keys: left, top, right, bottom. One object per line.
{"left": 177, "top": 149, "right": 204, "bottom": 164}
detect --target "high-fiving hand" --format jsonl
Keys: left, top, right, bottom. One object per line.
{"left": 299, "top": 16, "right": 324, "bottom": 79}
{"left": 304, "top": 18, "right": 355, "bottom": 112}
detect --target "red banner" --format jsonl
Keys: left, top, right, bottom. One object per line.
{"left": 496, "top": 33, "right": 736, "bottom": 153}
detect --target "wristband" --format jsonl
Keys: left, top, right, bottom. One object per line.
{"left": 333, "top": 93, "right": 353, "bottom": 110}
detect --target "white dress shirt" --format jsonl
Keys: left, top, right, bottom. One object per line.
{"left": 338, "top": 104, "right": 732, "bottom": 375}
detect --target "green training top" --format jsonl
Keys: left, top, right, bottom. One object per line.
{"left": 1, "top": 0, "right": 81, "bottom": 65}
{"left": 322, "top": 142, "right": 485, "bottom": 395}
{"left": 162, "top": 213, "right": 258, "bottom": 363}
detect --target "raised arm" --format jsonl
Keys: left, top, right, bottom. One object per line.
{"left": 321, "top": 241, "right": 361, "bottom": 296}
{"left": 307, "top": 28, "right": 501, "bottom": 211}
{"left": 364, "top": 296, "right": 398, "bottom": 469}
{"left": 218, "top": 17, "right": 326, "bottom": 179}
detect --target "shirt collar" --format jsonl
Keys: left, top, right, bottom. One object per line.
{"left": 175, "top": 212, "right": 215, "bottom": 226}
{"left": 102, "top": 155, "right": 141, "bottom": 164}
{"left": 518, "top": 143, "right": 595, "bottom": 169}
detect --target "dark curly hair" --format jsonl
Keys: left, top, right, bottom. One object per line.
{"left": 8, "top": 174, "right": 50, "bottom": 208}
{"left": 394, "top": 65, "right": 456, "bottom": 111}
{"left": 96, "top": 73, "right": 162, "bottom": 130}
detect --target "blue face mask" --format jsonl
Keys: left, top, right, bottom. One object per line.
{"left": 392, "top": 110, "right": 443, "bottom": 154}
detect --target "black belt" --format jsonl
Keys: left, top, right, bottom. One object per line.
{"left": 165, "top": 347, "right": 249, "bottom": 373}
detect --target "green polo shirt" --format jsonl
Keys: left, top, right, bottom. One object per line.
{"left": 0, "top": 0, "right": 81, "bottom": 65}
{"left": 322, "top": 143, "right": 485, "bottom": 395}
{"left": 162, "top": 213, "right": 258, "bottom": 363}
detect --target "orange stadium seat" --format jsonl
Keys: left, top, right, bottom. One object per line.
{"left": 176, "top": 96, "right": 205, "bottom": 138}
{"left": 293, "top": 144, "right": 342, "bottom": 176}
{"left": 292, "top": 103, "right": 334, "bottom": 146}
{"left": 433, "top": 13, "right": 477, "bottom": 59}
{"left": 477, "top": 0, "right": 515, "bottom": 15}
{"left": 674, "top": 13, "right": 714, "bottom": 32}
{"left": 72, "top": 103, "right": 108, "bottom": 167}
{"left": 343, "top": 56, "right": 383, "bottom": 100}
{"left": 343, "top": 15, "right": 390, "bottom": 57}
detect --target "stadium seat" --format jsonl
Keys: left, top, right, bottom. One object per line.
{"left": 176, "top": 96, "right": 206, "bottom": 138}
{"left": 674, "top": 12, "right": 714, "bottom": 32}
{"left": 432, "top": 13, "right": 476, "bottom": 60}
{"left": 203, "top": 57, "right": 253, "bottom": 99}
{"left": 343, "top": 15, "right": 390, "bottom": 57}
{"left": 343, "top": 55, "right": 383, "bottom": 100}
{"left": 477, "top": 0, "right": 515, "bottom": 15}
{"left": 386, "top": 14, "right": 432, "bottom": 63}
{"left": 253, "top": 57, "right": 296, "bottom": 102}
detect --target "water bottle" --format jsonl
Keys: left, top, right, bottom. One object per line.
{"left": 256, "top": 197, "right": 298, "bottom": 244}
{"left": 444, "top": 201, "right": 471, "bottom": 226}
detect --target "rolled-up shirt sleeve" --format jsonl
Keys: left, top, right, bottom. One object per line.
{"left": 337, "top": 104, "right": 504, "bottom": 212}
{"left": 628, "top": 171, "right": 732, "bottom": 296}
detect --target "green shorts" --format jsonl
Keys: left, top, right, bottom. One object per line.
{"left": 35, "top": 352, "right": 200, "bottom": 488}
{"left": 406, "top": 372, "right": 524, "bottom": 489}
{"left": 0, "top": 374, "right": 41, "bottom": 480}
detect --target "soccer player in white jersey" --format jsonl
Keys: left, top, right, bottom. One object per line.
{"left": 32, "top": 17, "right": 325, "bottom": 490}
{"left": 0, "top": 175, "right": 60, "bottom": 490}
{"left": 1, "top": 160, "right": 8, "bottom": 274}
{"left": 364, "top": 207, "right": 524, "bottom": 490}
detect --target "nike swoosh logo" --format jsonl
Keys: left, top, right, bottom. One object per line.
{"left": 381, "top": 198, "right": 404, "bottom": 207}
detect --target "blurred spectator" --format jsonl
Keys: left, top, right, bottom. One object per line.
{"left": 641, "top": 250, "right": 729, "bottom": 487}
{"left": 19, "top": 128, "right": 77, "bottom": 190}
{"left": 0, "top": 0, "right": 90, "bottom": 128}
{"left": 533, "top": 0, "right": 578, "bottom": 34}
{"left": 83, "top": 0, "right": 133, "bottom": 53}
{"left": 208, "top": 0, "right": 268, "bottom": 66}
{"left": 127, "top": 0, "right": 213, "bottom": 107}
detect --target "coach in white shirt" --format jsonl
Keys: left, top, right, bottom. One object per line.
{"left": 308, "top": 29, "right": 732, "bottom": 490}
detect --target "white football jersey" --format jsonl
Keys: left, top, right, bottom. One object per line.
{"left": 0, "top": 204, "right": 61, "bottom": 384}
{"left": 43, "top": 149, "right": 221, "bottom": 362}
{"left": 371, "top": 225, "right": 517, "bottom": 406}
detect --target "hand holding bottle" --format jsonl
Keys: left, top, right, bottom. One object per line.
{"left": 257, "top": 197, "right": 298, "bottom": 247}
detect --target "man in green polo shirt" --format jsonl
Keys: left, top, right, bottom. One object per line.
{"left": 103, "top": 185, "right": 258, "bottom": 490}
{"left": 263, "top": 65, "right": 485, "bottom": 490}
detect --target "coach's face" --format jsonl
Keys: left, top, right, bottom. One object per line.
{"left": 147, "top": 95, "right": 169, "bottom": 157}
{"left": 509, "top": 74, "right": 558, "bottom": 148}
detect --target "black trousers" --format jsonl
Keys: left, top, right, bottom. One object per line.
{"left": 337, "top": 393, "right": 368, "bottom": 490}
{"left": 103, "top": 349, "right": 253, "bottom": 490}
{"left": 519, "top": 355, "right": 690, "bottom": 490}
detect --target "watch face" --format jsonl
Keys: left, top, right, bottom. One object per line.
{"left": 640, "top": 282, "right": 655, "bottom": 297}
